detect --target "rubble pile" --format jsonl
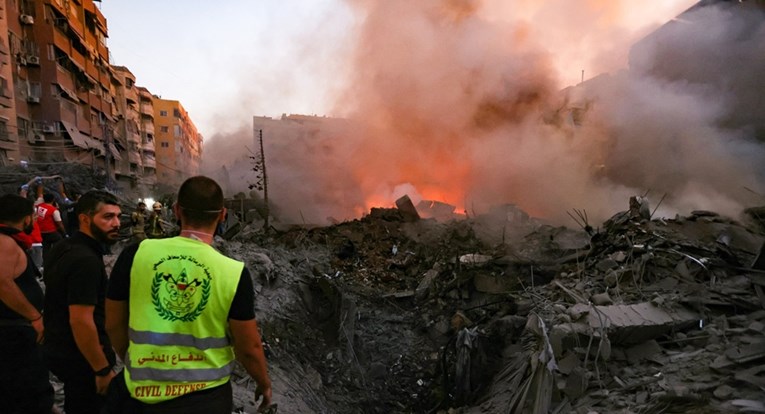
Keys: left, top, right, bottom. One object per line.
{"left": 219, "top": 197, "right": 765, "bottom": 413}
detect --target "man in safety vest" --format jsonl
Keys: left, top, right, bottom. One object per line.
{"left": 105, "top": 176, "right": 272, "bottom": 413}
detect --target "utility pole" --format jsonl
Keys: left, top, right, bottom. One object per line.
{"left": 258, "top": 128, "right": 269, "bottom": 231}
{"left": 249, "top": 125, "right": 270, "bottom": 232}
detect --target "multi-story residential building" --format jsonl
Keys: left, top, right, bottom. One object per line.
{"left": 153, "top": 98, "right": 202, "bottom": 187}
{"left": 0, "top": 1, "right": 203, "bottom": 191}
{"left": 0, "top": 1, "right": 18, "bottom": 165}
{"left": 137, "top": 86, "right": 156, "bottom": 185}
{"left": 111, "top": 65, "right": 141, "bottom": 183}
{"left": 4, "top": 0, "right": 118, "bottom": 172}
{"left": 252, "top": 113, "right": 348, "bottom": 142}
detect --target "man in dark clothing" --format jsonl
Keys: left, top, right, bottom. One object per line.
{"left": 0, "top": 194, "right": 55, "bottom": 414}
{"left": 130, "top": 202, "right": 148, "bottom": 244}
{"left": 44, "top": 190, "right": 122, "bottom": 414}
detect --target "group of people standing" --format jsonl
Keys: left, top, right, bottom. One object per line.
{"left": 0, "top": 176, "right": 272, "bottom": 414}
{"left": 130, "top": 201, "right": 169, "bottom": 243}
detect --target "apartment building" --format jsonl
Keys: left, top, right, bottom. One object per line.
{"left": 3, "top": 0, "right": 118, "bottom": 172}
{"left": 111, "top": 65, "right": 141, "bottom": 181}
{"left": 153, "top": 98, "right": 202, "bottom": 187}
{"left": 0, "top": 0, "right": 203, "bottom": 192}
{"left": 137, "top": 86, "right": 156, "bottom": 185}
{"left": 0, "top": 1, "right": 17, "bottom": 165}
{"left": 252, "top": 113, "right": 348, "bottom": 142}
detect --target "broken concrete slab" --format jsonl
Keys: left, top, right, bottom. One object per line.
{"left": 415, "top": 269, "right": 439, "bottom": 300}
{"left": 586, "top": 303, "right": 700, "bottom": 344}
{"left": 395, "top": 195, "right": 420, "bottom": 222}
{"left": 459, "top": 253, "right": 493, "bottom": 267}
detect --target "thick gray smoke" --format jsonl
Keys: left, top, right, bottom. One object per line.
{"left": 203, "top": 1, "right": 765, "bottom": 225}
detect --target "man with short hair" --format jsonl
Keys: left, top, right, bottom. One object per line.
{"left": 36, "top": 193, "right": 67, "bottom": 256}
{"left": 106, "top": 176, "right": 272, "bottom": 413}
{"left": 0, "top": 194, "right": 55, "bottom": 414}
{"left": 44, "top": 190, "right": 122, "bottom": 414}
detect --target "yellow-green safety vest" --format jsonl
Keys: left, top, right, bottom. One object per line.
{"left": 124, "top": 236, "right": 244, "bottom": 403}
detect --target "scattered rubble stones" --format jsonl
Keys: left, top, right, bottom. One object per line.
{"left": 205, "top": 197, "right": 765, "bottom": 413}
{"left": 12, "top": 171, "right": 757, "bottom": 414}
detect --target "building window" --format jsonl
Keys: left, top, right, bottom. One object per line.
{"left": 17, "top": 117, "right": 29, "bottom": 139}
{"left": 160, "top": 142, "right": 169, "bottom": 148}
{"left": 160, "top": 126, "right": 169, "bottom": 133}
{"left": 173, "top": 109, "right": 180, "bottom": 118}
{"left": 173, "top": 125, "right": 181, "bottom": 137}
{"left": 0, "top": 120, "right": 10, "bottom": 142}
{"left": 159, "top": 110, "right": 167, "bottom": 117}
{"left": 0, "top": 77, "right": 9, "bottom": 98}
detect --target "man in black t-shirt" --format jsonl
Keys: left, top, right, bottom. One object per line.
{"left": 43, "top": 190, "right": 122, "bottom": 414}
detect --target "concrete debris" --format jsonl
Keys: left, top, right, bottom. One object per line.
{"left": 89, "top": 197, "right": 765, "bottom": 413}
{"left": 395, "top": 194, "right": 420, "bottom": 222}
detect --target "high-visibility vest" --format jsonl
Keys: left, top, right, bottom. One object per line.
{"left": 124, "top": 236, "right": 244, "bottom": 404}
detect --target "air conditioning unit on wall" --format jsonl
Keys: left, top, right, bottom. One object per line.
{"left": 19, "top": 14, "right": 34, "bottom": 25}
{"left": 26, "top": 56, "right": 40, "bottom": 65}
{"left": 27, "top": 96, "right": 40, "bottom": 103}
{"left": 28, "top": 134, "right": 44, "bottom": 144}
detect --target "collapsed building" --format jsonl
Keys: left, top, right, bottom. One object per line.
{"left": 210, "top": 195, "right": 765, "bottom": 414}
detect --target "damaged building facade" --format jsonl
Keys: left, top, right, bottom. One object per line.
{"left": 0, "top": 0, "right": 201, "bottom": 192}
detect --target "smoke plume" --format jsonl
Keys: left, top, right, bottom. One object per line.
{"left": 203, "top": 0, "right": 765, "bottom": 225}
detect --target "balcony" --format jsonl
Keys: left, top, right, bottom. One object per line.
{"left": 141, "top": 121, "right": 155, "bottom": 135}
{"left": 142, "top": 157, "right": 156, "bottom": 169}
{"left": 140, "top": 101, "right": 154, "bottom": 116}
{"left": 126, "top": 131, "right": 141, "bottom": 145}
{"left": 128, "top": 150, "right": 141, "bottom": 164}
{"left": 141, "top": 141, "right": 155, "bottom": 152}
{"left": 125, "top": 88, "right": 138, "bottom": 105}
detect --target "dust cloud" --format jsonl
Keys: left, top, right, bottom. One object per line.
{"left": 203, "top": 0, "right": 765, "bottom": 225}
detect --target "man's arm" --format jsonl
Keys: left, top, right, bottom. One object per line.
{"left": 53, "top": 210, "right": 66, "bottom": 235}
{"left": 0, "top": 238, "right": 43, "bottom": 342}
{"left": 70, "top": 304, "right": 115, "bottom": 394}
{"left": 230, "top": 318, "right": 272, "bottom": 410}
{"left": 105, "top": 299, "right": 129, "bottom": 361}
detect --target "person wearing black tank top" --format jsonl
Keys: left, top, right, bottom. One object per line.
{"left": 0, "top": 194, "right": 55, "bottom": 414}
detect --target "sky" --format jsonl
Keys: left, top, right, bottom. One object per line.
{"left": 97, "top": 1, "right": 765, "bottom": 225}
{"left": 99, "top": 0, "right": 356, "bottom": 137}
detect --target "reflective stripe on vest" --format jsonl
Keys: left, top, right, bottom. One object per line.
{"left": 129, "top": 328, "right": 229, "bottom": 349}
{"left": 125, "top": 237, "right": 244, "bottom": 404}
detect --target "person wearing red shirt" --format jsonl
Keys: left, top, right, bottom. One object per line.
{"left": 36, "top": 193, "right": 67, "bottom": 257}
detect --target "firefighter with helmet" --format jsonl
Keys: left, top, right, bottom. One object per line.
{"left": 147, "top": 202, "right": 166, "bottom": 239}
